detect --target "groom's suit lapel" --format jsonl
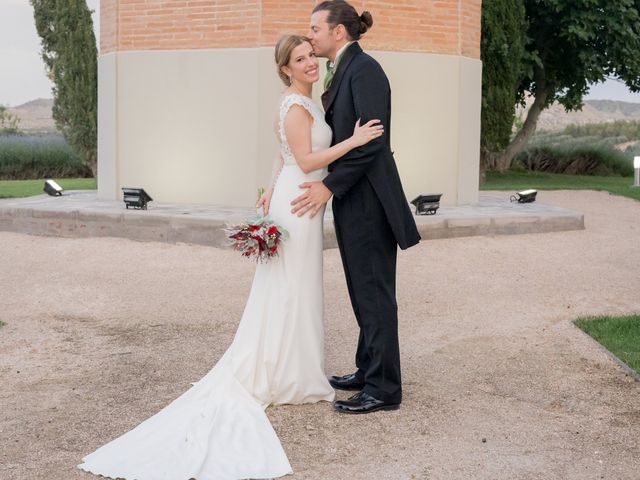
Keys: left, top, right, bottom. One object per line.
{"left": 321, "top": 42, "right": 362, "bottom": 115}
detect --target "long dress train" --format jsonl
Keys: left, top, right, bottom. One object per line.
{"left": 78, "top": 93, "right": 334, "bottom": 480}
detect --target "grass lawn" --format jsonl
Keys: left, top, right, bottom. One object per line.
{"left": 0, "top": 178, "right": 96, "bottom": 199}
{"left": 575, "top": 315, "right": 640, "bottom": 375}
{"left": 483, "top": 171, "right": 640, "bottom": 202}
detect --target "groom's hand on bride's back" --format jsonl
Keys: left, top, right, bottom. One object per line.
{"left": 291, "top": 181, "right": 332, "bottom": 218}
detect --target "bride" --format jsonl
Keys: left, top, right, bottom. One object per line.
{"left": 78, "top": 35, "right": 383, "bottom": 480}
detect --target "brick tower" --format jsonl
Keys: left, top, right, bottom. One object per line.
{"left": 98, "top": 0, "right": 482, "bottom": 206}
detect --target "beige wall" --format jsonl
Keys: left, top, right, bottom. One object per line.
{"left": 98, "top": 48, "right": 481, "bottom": 206}
{"left": 97, "top": 53, "right": 118, "bottom": 200}
{"left": 371, "top": 51, "right": 481, "bottom": 206}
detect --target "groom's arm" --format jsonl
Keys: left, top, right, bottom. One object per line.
{"left": 322, "top": 58, "right": 389, "bottom": 199}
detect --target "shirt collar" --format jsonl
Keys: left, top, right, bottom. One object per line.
{"left": 328, "top": 41, "right": 355, "bottom": 70}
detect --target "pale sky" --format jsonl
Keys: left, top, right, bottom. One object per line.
{"left": 0, "top": 0, "right": 100, "bottom": 107}
{"left": 0, "top": 0, "right": 639, "bottom": 107}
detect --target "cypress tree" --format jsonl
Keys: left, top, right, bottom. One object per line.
{"left": 480, "top": 0, "right": 527, "bottom": 174}
{"left": 31, "top": 0, "right": 98, "bottom": 177}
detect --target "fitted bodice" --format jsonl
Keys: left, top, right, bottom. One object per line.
{"left": 278, "top": 93, "right": 333, "bottom": 168}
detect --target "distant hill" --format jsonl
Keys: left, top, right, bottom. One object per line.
{"left": 7, "top": 97, "right": 640, "bottom": 133}
{"left": 7, "top": 98, "right": 55, "bottom": 131}
{"left": 587, "top": 99, "right": 640, "bottom": 116}
{"left": 518, "top": 98, "right": 640, "bottom": 131}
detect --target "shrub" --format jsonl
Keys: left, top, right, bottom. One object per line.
{"left": 565, "top": 120, "right": 640, "bottom": 140}
{"left": 0, "top": 133, "right": 92, "bottom": 180}
{"left": 625, "top": 142, "right": 640, "bottom": 159}
{"left": 515, "top": 143, "right": 633, "bottom": 176}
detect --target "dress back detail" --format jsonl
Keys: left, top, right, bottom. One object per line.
{"left": 278, "top": 93, "right": 332, "bottom": 167}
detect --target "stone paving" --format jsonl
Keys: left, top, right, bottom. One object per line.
{"left": 0, "top": 189, "right": 584, "bottom": 248}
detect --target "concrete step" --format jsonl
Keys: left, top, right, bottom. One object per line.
{"left": 0, "top": 190, "right": 584, "bottom": 249}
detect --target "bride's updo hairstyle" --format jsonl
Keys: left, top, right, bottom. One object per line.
{"left": 275, "top": 35, "right": 312, "bottom": 86}
{"left": 312, "top": 0, "right": 373, "bottom": 41}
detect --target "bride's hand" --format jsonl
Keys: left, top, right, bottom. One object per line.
{"left": 256, "top": 188, "right": 274, "bottom": 216}
{"left": 351, "top": 118, "right": 384, "bottom": 147}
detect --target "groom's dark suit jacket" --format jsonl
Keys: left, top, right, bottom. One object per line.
{"left": 321, "top": 42, "right": 420, "bottom": 250}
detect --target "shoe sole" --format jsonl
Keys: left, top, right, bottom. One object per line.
{"left": 328, "top": 382, "right": 365, "bottom": 391}
{"left": 333, "top": 403, "right": 401, "bottom": 414}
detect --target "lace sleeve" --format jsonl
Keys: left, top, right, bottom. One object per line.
{"left": 278, "top": 94, "right": 315, "bottom": 159}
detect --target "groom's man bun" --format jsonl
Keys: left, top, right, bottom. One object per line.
{"left": 359, "top": 11, "right": 373, "bottom": 35}
{"left": 312, "top": 0, "right": 373, "bottom": 41}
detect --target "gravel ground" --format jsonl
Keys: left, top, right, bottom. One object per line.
{"left": 1, "top": 190, "right": 639, "bottom": 480}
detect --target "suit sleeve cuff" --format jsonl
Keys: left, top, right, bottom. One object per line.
{"left": 322, "top": 177, "right": 341, "bottom": 199}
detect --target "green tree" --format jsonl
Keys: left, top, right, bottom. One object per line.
{"left": 480, "top": 0, "right": 527, "bottom": 174}
{"left": 31, "top": 0, "right": 98, "bottom": 177}
{"left": 493, "top": 0, "right": 640, "bottom": 171}
{"left": 0, "top": 105, "right": 20, "bottom": 134}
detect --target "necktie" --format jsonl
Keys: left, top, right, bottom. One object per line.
{"left": 323, "top": 60, "right": 334, "bottom": 91}
{"left": 324, "top": 45, "right": 350, "bottom": 91}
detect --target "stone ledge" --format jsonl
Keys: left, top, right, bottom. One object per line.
{"left": 0, "top": 191, "right": 585, "bottom": 248}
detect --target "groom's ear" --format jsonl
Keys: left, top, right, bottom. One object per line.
{"left": 333, "top": 23, "right": 347, "bottom": 41}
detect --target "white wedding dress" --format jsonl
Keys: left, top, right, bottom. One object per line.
{"left": 78, "top": 93, "right": 335, "bottom": 480}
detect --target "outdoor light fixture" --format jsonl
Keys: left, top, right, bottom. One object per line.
{"left": 122, "top": 187, "right": 153, "bottom": 210}
{"left": 634, "top": 156, "right": 640, "bottom": 187}
{"left": 510, "top": 189, "right": 537, "bottom": 203}
{"left": 410, "top": 194, "right": 443, "bottom": 215}
{"left": 43, "top": 179, "right": 63, "bottom": 196}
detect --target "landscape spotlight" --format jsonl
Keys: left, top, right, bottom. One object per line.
{"left": 510, "top": 189, "right": 537, "bottom": 203}
{"left": 122, "top": 187, "right": 153, "bottom": 210}
{"left": 634, "top": 156, "right": 640, "bottom": 187}
{"left": 410, "top": 194, "right": 443, "bottom": 215}
{"left": 43, "top": 179, "right": 63, "bottom": 196}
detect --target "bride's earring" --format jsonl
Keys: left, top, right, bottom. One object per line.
{"left": 289, "top": 76, "right": 293, "bottom": 86}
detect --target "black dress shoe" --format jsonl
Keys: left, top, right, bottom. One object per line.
{"left": 328, "top": 372, "right": 365, "bottom": 391}
{"left": 333, "top": 391, "right": 400, "bottom": 414}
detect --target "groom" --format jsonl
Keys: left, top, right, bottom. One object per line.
{"left": 291, "top": 0, "right": 421, "bottom": 414}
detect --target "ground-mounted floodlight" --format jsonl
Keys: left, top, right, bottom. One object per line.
{"left": 43, "top": 179, "right": 63, "bottom": 196}
{"left": 510, "top": 189, "right": 537, "bottom": 203}
{"left": 411, "top": 194, "right": 443, "bottom": 215}
{"left": 122, "top": 187, "right": 153, "bottom": 210}
{"left": 634, "top": 156, "right": 640, "bottom": 187}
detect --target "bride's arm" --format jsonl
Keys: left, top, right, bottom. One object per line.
{"left": 284, "top": 105, "right": 382, "bottom": 174}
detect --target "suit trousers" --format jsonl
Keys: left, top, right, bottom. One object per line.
{"left": 332, "top": 175, "right": 401, "bottom": 403}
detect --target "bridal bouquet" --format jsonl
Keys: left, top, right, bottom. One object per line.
{"left": 224, "top": 215, "right": 289, "bottom": 263}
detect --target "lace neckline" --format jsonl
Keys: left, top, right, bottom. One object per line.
{"left": 282, "top": 92, "right": 312, "bottom": 102}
